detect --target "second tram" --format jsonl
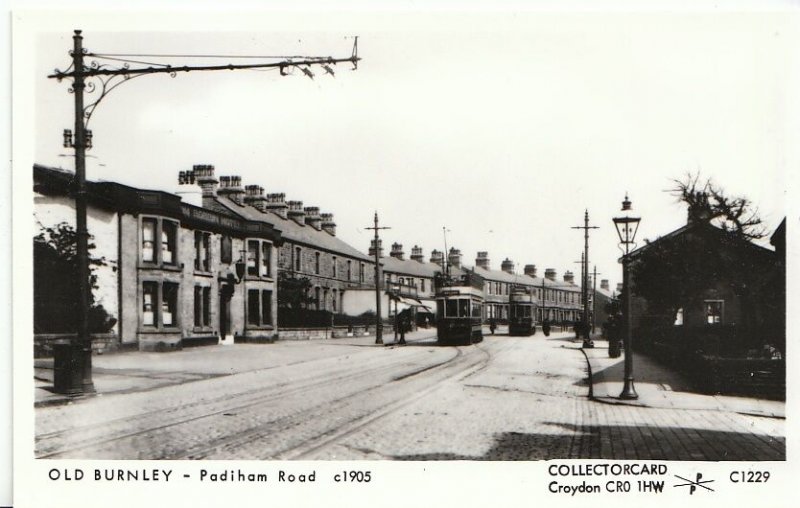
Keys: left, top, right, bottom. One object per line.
{"left": 508, "top": 287, "right": 537, "bottom": 336}
{"left": 435, "top": 271, "right": 485, "bottom": 346}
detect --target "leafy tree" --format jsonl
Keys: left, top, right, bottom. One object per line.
{"left": 33, "top": 221, "right": 116, "bottom": 334}
{"left": 276, "top": 271, "right": 316, "bottom": 309}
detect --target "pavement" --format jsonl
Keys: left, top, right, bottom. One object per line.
{"left": 581, "top": 337, "right": 785, "bottom": 419}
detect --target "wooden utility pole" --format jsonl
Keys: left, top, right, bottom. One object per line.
{"left": 365, "top": 212, "right": 390, "bottom": 344}
{"left": 572, "top": 209, "right": 598, "bottom": 348}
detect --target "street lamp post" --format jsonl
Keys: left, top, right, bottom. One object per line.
{"left": 612, "top": 194, "right": 641, "bottom": 400}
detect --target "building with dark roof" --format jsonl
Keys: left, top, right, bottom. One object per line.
{"left": 627, "top": 210, "right": 785, "bottom": 356}
{"left": 34, "top": 164, "right": 282, "bottom": 352}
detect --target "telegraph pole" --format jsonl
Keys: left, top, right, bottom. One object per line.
{"left": 365, "top": 212, "right": 390, "bottom": 344}
{"left": 572, "top": 210, "right": 598, "bottom": 348}
{"left": 592, "top": 265, "right": 601, "bottom": 334}
{"left": 573, "top": 252, "right": 585, "bottom": 329}
{"left": 49, "top": 30, "right": 360, "bottom": 394}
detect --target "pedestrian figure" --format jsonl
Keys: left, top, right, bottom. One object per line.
{"left": 489, "top": 317, "right": 497, "bottom": 335}
{"left": 607, "top": 312, "right": 622, "bottom": 358}
{"left": 398, "top": 310, "right": 409, "bottom": 345}
{"left": 542, "top": 317, "right": 551, "bottom": 337}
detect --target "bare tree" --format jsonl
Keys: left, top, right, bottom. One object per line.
{"left": 670, "top": 172, "right": 767, "bottom": 240}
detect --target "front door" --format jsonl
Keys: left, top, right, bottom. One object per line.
{"left": 219, "top": 283, "right": 233, "bottom": 343}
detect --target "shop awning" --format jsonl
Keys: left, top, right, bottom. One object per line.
{"left": 392, "top": 295, "right": 433, "bottom": 312}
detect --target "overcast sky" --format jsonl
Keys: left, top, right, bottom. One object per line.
{"left": 31, "top": 9, "right": 796, "bottom": 290}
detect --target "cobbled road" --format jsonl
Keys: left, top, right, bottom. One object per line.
{"left": 35, "top": 332, "right": 784, "bottom": 460}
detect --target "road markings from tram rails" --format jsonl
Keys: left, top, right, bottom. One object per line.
{"left": 36, "top": 348, "right": 442, "bottom": 459}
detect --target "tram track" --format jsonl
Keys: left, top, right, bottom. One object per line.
{"left": 36, "top": 345, "right": 451, "bottom": 459}
{"left": 173, "top": 347, "right": 471, "bottom": 460}
{"left": 282, "top": 343, "right": 495, "bottom": 460}
{"left": 168, "top": 344, "right": 488, "bottom": 460}
{"left": 37, "top": 334, "right": 515, "bottom": 461}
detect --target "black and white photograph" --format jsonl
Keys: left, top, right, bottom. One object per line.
{"left": 9, "top": 3, "right": 799, "bottom": 507}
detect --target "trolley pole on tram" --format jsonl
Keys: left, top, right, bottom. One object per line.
{"left": 366, "top": 212, "right": 390, "bottom": 344}
{"left": 572, "top": 210, "right": 598, "bottom": 348}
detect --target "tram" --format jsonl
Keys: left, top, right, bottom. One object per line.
{"left": 435, "top": 271, "right": 485, "bottom": 346}
{"left": 508, "top": 287, "right": 537, "bottom": 336}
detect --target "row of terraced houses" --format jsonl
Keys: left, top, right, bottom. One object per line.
{"left": 33, "top": 163, "right": 612, "bottom": 353}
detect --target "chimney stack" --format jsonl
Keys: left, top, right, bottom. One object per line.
{"left": 287, "top": 200, "right": 306, "bottom": 224}
{"left": 545, "top": 268, "right": 557, "bottom": 281}
{"left": 244, "top": 185, "right": 267, "bottom": 212}
{"left": 369, "top": 238, "right": 384, "bottom": 258}
{"left": 601, "top": 279, "right": 609, "bottom": 291}
{"left": 563, "top": 271, "right": 575, "bottom": 284}
{"left": 390, "top": 242, "right": 405, "bottom": 260}
{"left": 411, "top": 245, "right": 424, "bottom": 263}
{"left": 321, "top": 213, "right": 336, "bottom": 236}
{"left": 304, "top": 206, "right": 322, "bottom": 230}
{"left": 266, "top": 193, "right": 289, "bottom": 219}
{"left": 524, "top": 264, "right": 537, "bottom": 278}
{"left": 475, "top": 251, "right": 490, "bottom": 270}
{"left": 218, "top": 175, "right": 245, "bottom": 205}
{"left": 194, "top": 165, "right": 218, "bottom": 204}
{"left": 501, "top": 258, "right": 515, "bottom": 274}
{"left": 430, "top": 249, "right": 444, "bottom": 266}
{"left": 448, "top": 248, "right": 462, "bottom": 269}
{"left": 687, "top": 191, "right": 712, "bottom": 224}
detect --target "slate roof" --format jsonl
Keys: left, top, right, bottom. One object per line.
{"left": 214, "top": 196, "right": 372, "bottom": 261}
{"left": 381, "top": 256, "right": 443, "bottom": 278}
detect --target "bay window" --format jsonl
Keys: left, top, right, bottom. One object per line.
{"left": 142, "top": 280, "right": 179, "bottom": 329}
{"left": 247, "top": 289, "right": 274, "bottom": 327}
{"left": 140, "top": 217, "right": 179, "bottom": 266}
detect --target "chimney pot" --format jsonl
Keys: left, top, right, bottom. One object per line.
{"left": 430, "top": 249, "right": 444, "bottom": 266}
{"left": 266, "top": 193, "right": 289, "bottom": 219}
{"left": 369, "top": 238, "right": 384, "bottom": 258}
{"left": 303, "top": 206, "right": 322, "bottom": 230}
{"left": 218, "top": 175, "right": 245, "bottom": 205}
{"left": 476, "top": 251, "right": 491, "bottom": 270}
{"left": 194, "top": 164, "right": 218, "bottom": 198}
{"left": 390, "top": 242, "right": 405, "bottom": 260}
{"left": 287, "top": 200, "right": 306, "bottom": 224}
{"left": 321, "top": 212, "right": 337, "bottom": 236}
{"left": 411, "top": 245, "right": 425, "bottom": 263}
{"left": 448, "top": 247, "right": 462, "bottom": 269}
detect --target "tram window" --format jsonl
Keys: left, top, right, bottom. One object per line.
{"left": 436, "top": 300, "right": 444, "bottom": 317}
{"left": 446, "top": 300, "right": 458, "bottom": 317}
{"left": 472, "top": 302, "right": 481, "bottom": 317}
{"left": 459, "top": 299, "right": 470, "bottom": 317}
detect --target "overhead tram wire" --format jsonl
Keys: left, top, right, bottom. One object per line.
{"left": 88, "top": 52, "right": 328, "bottom": 60}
